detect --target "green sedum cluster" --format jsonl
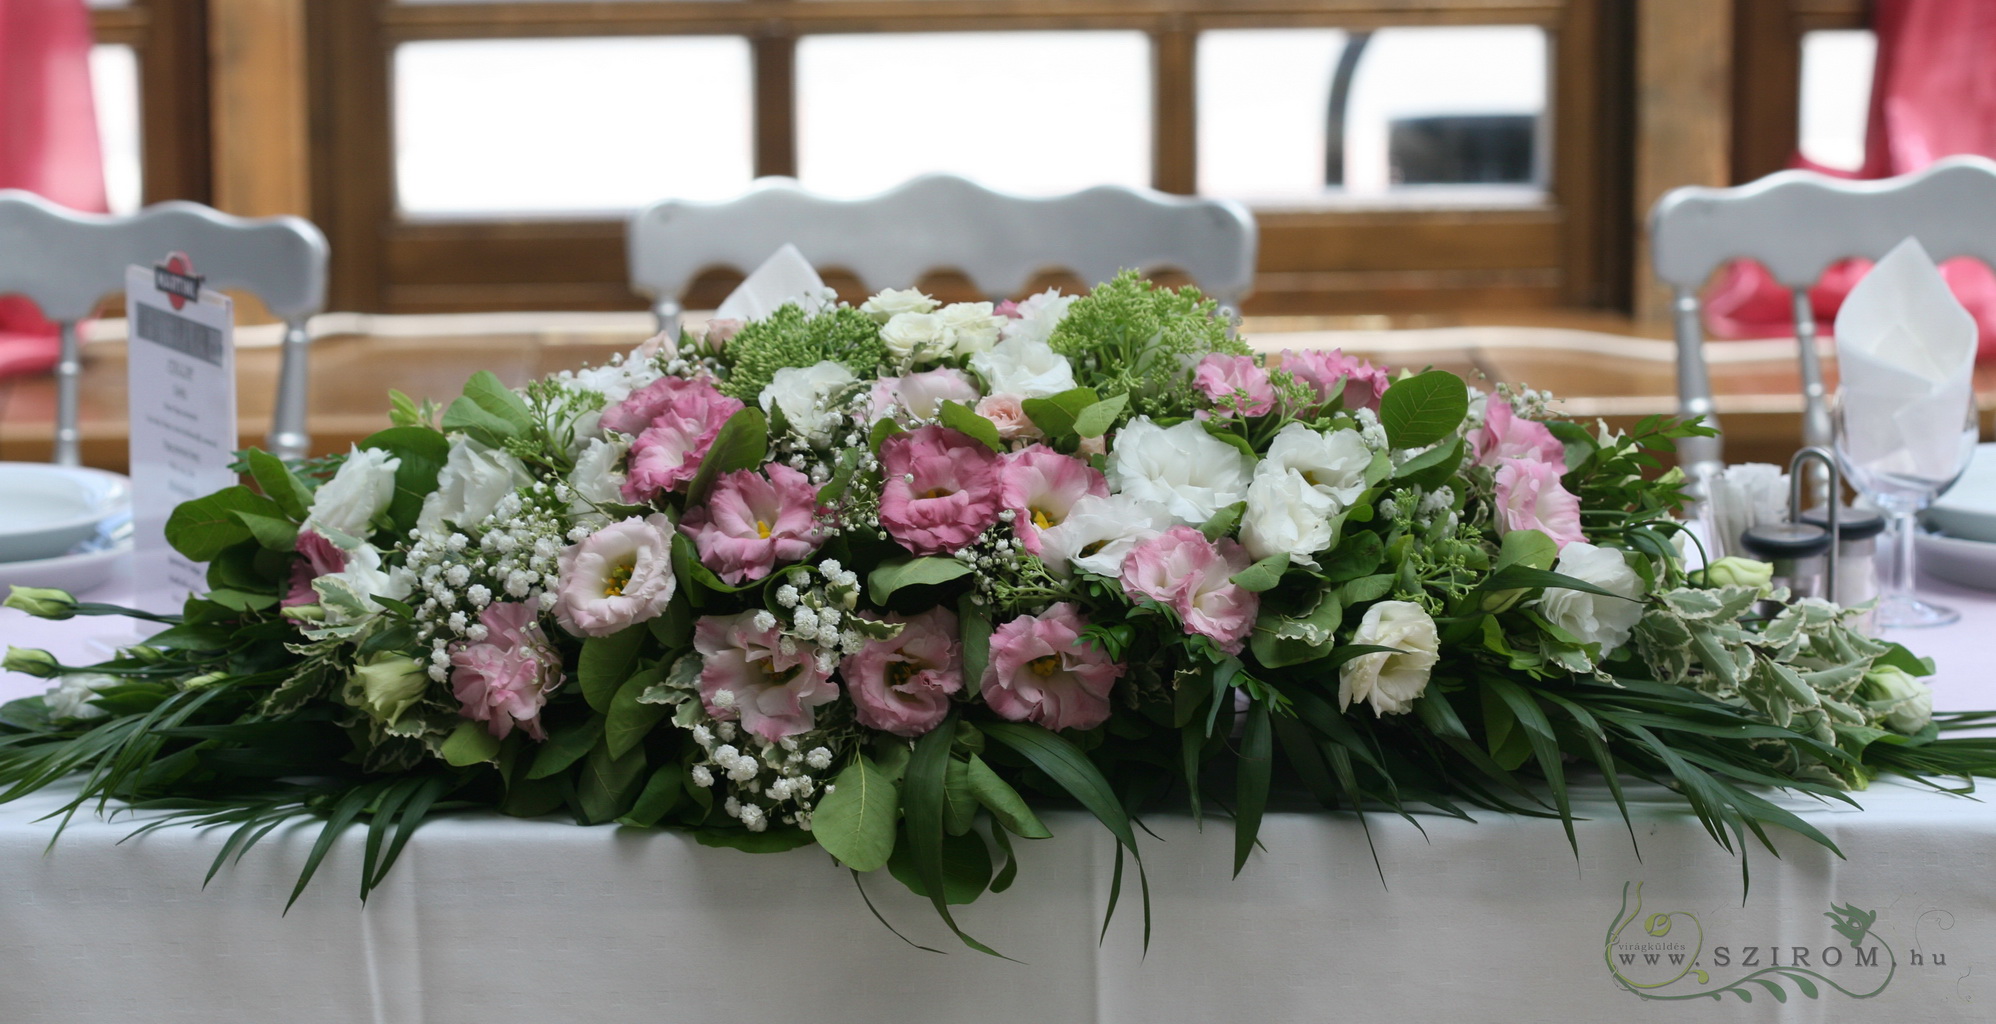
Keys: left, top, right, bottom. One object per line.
{"left": 718, "top": 305, "right": 885, "bottom": 402}
{"left": 1049, "top": 270, "right": 1248, "bottom": 418}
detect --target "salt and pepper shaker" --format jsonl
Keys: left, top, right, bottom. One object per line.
{"left": 1801, "top": 504, "right": 1886, "bottom": 614}
{"left": 1737, "top": 448, "right": 1842, "bottom": 605}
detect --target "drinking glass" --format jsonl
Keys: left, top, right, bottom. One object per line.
{"left": 1833, "top": 387, "right": 1980, "bottom": 628}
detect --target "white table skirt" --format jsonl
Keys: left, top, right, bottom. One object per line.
{"left": 3, "top": 570, "right": 1996, "bottom": 1021}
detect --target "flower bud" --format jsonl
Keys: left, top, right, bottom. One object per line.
{"left": 4, "top": 586, "right": 78, "bottom": 620}
{"left": 3, "top": 647, "right": 62, "bottom": 678}
{"left": 1702, "top": 557, "right": 1773, "bottom": 592}
{"left": 350, "top": 653, "right": 430, "bottom": 725}
{"left": 1863, "top": 664, "right": 1934, "bottom": 734}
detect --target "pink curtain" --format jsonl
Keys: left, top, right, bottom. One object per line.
{"left": 0, "top": 0, "right": 106, "bottom": 379}
{"left": 1705, "top": 0, "right": 1996, "bottom": 361}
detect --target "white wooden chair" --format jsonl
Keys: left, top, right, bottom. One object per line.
{"left": 627, "top": 174, "right": 1258, "bottom": 336}
{"left": 0, "top": 191, "right": 329, "bottom": 465}
{"left": 1650, "top": 155, "right": 1996, "bottom": 482}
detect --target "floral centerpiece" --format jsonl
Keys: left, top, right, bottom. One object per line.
{"left": 2, "top": 272, "right": 1982, "bottom": 950}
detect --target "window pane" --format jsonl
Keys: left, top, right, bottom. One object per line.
{"left": 797, "top": 32, "right": 1150, "bottom": 197}
{"left": 1800, "top": 29, "right": 1875, "bottom": 173}
{"left": 394, "top": 37, "right": 753, "bottom": 215}
{"left": 90, "top": 43, "right": 142, "bottom": 214}
{"left": 1199, "top": 26, "right": 1547, "bottom": 205}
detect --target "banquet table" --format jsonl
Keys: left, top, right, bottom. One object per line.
{"left": 4, "top": 572, "right": 1996, "bottom": 1022}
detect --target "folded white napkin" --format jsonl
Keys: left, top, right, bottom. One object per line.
{"left": 714, "top": 243, "right": 829, "bottom": 322}
{"left": 1834, "top": 237, "right": 1978, "bottom": 484}
{"left": 1706, "top": 462, "right": 1790, "bottom": 557}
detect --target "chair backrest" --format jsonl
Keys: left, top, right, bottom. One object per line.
{"left": 0, "top": 190, "right": 330, "bottom": 463}
{"left": 1649, "top": 155, "right": 1996, "bottom": 480}
{"left": 627, "top": 174, "right": 1258, "bottom": 331}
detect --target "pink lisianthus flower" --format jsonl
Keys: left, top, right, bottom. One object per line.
{"left": 600, "top": 376, "right": 743, "bottom": 501}
{"left": 981, "top": 602, "right": 1124, "bottom": 732}
{"left": 450, "top": 601, "right": 562, "bottom": 740}
{"left": 694, "top": 611, "right": 839, "bottom": 742}
{"left": 282, "top": 529, "right": 347, "bottom": 608}
{"left": 1493, "top": 457, "right": 1586, "bottom": 550}
{"left": 994, "top": 299, "right": 1023, "bottom": 319}
{"left": 868, "top": 368, "right": 982, "bottom": 423}
{"left": 974, "top": 393, "right": 1043, "bottom": 441}
{"left": 878, "top": 425, "right": 1003, "bottom": 556}
{"left": 998, "top": 444, "right": 1108, "bottom": 556}
{"left": 679, "top": 463, "right": 825, "bottom": 584}
{"left": 1120, "top": 526, "right": 1259, "bottom": 653}
{"left": 553, "top": 514, "right": 678, "bottom": 637}
{"left": 840, "top": 607, "right": 964, "bottom": 737}
{"left": 1469, "top": 395, "right": 1564, "bottom": 468}
{"left": 1192, "top": 354, "right": 1277, "bottom": 417}
{"left": 1278, "top": 349, "right": 1392, "bottom": 413}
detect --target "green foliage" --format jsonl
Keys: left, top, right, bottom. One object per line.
{"left": 1048, "top": 270, "right": 1246, "bottom": 418}
{"left": 718, "top": 304, "right": 885, "bottom": 402}
{"left": 1379, "top": 369, "right": 1471, "bottom": 449}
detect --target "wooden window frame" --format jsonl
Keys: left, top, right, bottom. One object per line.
{"left": 89, "top": 0, "right": 212, "bottom": 206}
{"left": 1732, "top": 0, "right": 1869, "bottom": 186}
{"left": 309, "top": 0, "right": 1631, "bottom": 316}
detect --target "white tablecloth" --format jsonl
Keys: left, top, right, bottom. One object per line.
{"left": 3, "top": 571, "right": 1996, "bottom": 1022}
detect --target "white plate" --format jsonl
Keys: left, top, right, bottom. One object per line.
{"left": 0, "top": 535, "right": 132, "bottom": 594}
{"left": 1926, "top": 443, "right": 1996, "bottom": 543}
{"left": 1914, "top": 530, "right": 1996, "bottom": 592}
{"left": 0, "top": 463, "right": 131, "bottom": 562}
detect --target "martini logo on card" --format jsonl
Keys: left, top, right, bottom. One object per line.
{"left": 152, "top": 251, "right": 203, "bottom": 310}
{"left": 1602, "top": 881, "right": 1937, "bottom": 1003}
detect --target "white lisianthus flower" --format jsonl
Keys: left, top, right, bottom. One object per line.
{"left": 1106, "top": 417, "right": 1254, "bottom": 526}
{"left": 1241, "top": 469, "right": 1338, "bottom": 568}
{"left": 1038, "top": 493, "right": 1176, "bottom": 577}
{"left": 969, "top": 337, "right": 1078, "bottom": 399}
{"left": 45, "top": 672, "right": 118, "bottom": 721}
{"left": 567, "top": 437, "right": 629, "bottom": 526}
{"left": 760, "top": 360, "right": 857, "bottom": 447}
{"left": 936, "top": 301, "right": 1006, "bottom": 355}
{"left": 1261, "top": 423, "right": 1373, "bottom": 507}
{"left": 417, "top": 438, "right": 531, "bottom": 536}
{"left": 1000, "top": 288, "right": 1077, "bottom": 347}
{"left": 880, "top": 312, "right": 948, "bottom": 363}
{"left": 304, "top": 446, "right": 401, "bottom": 543}
{"left": 860, "top": 287, "right": 939, "bottom": 323}
{"left": 315, "top": 544, "right": 415, "bottom": 625}
{"left": 350, "top": 654, "right": 429, "bottom": 725}
{"left": 1537, "top": 542, "right": 1646, "bottom": 655}
{"left": 1339, "top": 601, "right": 1441, "bottom": 716}
{"left": 1864, "top": 665, "right": 1934, "bottom": 734}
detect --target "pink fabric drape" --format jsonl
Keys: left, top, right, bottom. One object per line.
{"left": 0, "top": 0, "right": 106, "bottom": 379}
{"left": 1705, "top": 0, "right": 1996, "bottom": 361}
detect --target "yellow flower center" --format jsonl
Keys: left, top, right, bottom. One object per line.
{"left": 756, "top": 519, "right": 772, "bottom": 539}
{"left": 921, "top": 487, "right": 954, "bottom": 500}
{"left": 1030, "top": 507, "right": 1054, "bottom": 530}
{"left": 1078, "top": 540, "right": 1108, "bottom": 558}
{"left": 1028, "top": 655, "right": 1061, "bottom": 677}
{"left": 886, "top": 660, "right": 918, "bottom": 689}
{"left": 603, "top": 562, "right": 634, "bottom": 598}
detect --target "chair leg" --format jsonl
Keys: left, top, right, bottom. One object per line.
{"left": 269, "top": 320, "right": 311, "bottom": 460}
{"left": 1672, "top": 288, "right": 1722, "bottom": 485}
{"left": 1791, "top": 290, "right": 1832, "bottom": 505}
{"left": 53, "top": 320, "right": 82, "bottom": 467}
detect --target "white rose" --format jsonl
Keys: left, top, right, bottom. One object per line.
{"left": 304, "top": 445, "right": 402, "bottom": 543}
{"left": 1339, "top": 601, "right": 1441, "bottom": 716}
{"left": 1000, "top": 289, "right": 1077, "bottom": 347}
{"left": 567, "top": 437, "right": 629, "bottom": 526}
{"left": 969, "top": 337, "right": 1078, "bottom": 399}
{"left": 1537, "top": 542, "right": 1647, "bottom": 655}
{"left": 314, "top": 544, "right": 414, "bottom": 625}
{"left": 417, "top": 439, "right": 531, "bottom": 536}
{"left": 880, "top": 312, "right": 947, "bottom": 362}
{"left": 45, "top": 672, "right": 118, "bottom": 721}
{"left": 936, "top": 301, "right": 1006, "bottom": 355}
{"left": 760, "top": 360, "right": 857, "bottom": 447}
{"left": 1262, "top": 423, "right": 1373, "bottom": 507}
{"left": 1106, "top": 417, "right": 1254, "bottom": 526}
{"left": 1038, "top": 493, "right": 1175, "bottom": 577}
{"left": 860, "top": 287, "right": 939, "bottom": 323}
{"left": 1241, "top": 469, "right": 1338, "bottom": 568}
